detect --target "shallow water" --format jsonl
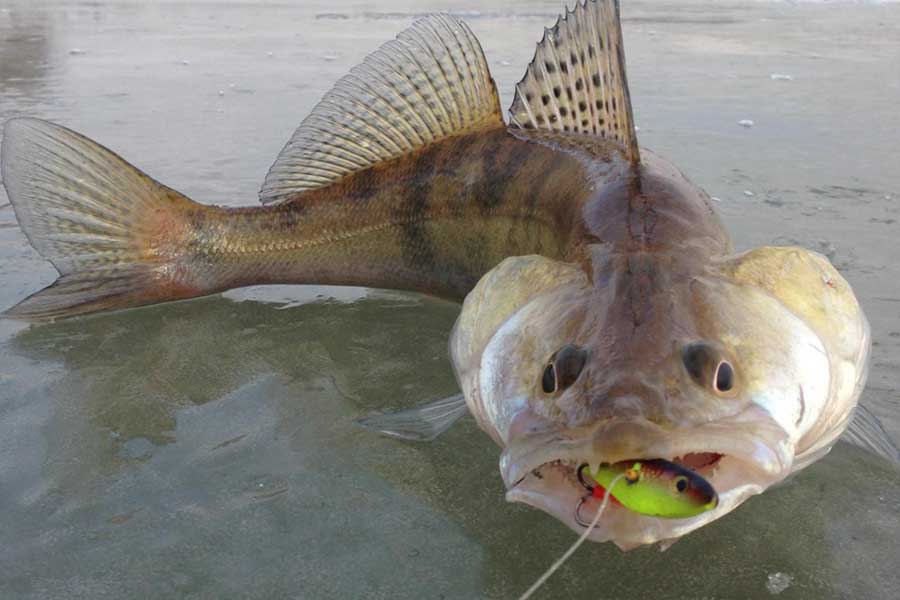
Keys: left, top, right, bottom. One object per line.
{"left": 1, "top": 1, "right": 898, "bottom": 598}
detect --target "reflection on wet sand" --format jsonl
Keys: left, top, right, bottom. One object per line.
{"left": 10, "top": 293, "right": 900, "bottom": 599}
{"left": 13, "top": 294, "right": 460, "bottom": 448}
{"left": 0, "top": 5, "right": 54, "bottom": 101}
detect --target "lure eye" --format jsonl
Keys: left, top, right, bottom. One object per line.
{"left": 540, "top": 344, "right": 587, "bottom": 395}
{"left": 714, "top": 361, "right": 734, "bottom": 393}
{"left": 673, "top": 476, "right": 689, "bottom": 493}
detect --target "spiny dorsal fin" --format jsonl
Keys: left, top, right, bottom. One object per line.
{"left": 259, "top": 14, "right": 503, "bottom": 205}
{"left": 508, "top": 0, "right": 640, "bottom": 164}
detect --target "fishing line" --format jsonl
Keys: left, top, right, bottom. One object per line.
{"left": 517, "top": 473, "right": 625, "bottom": 600}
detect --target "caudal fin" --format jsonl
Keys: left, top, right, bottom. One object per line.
{"left": 1, "top": 118, "right": 201, "bottom": 321}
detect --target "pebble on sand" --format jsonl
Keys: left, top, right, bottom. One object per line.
{"left": 738, "top": 119, "right": 754, "bottom": 128}
{"left": 743, "top": 190, "right": 755, "bottom": 197}
{"left": 766, "top": 572, "right": 793, "bottom": 595}
{"left": 770, "top": 73, "right": 794, "bottom": 81}
{"left": 69, "top": 48, "right": 86, "bottom": 55}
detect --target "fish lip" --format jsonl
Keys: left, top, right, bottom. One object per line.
{"left": 499, "top": 407, "right": 794, "bottom": 546}
{"left": 501, "top": 406, "right": 793, "bottom": 490}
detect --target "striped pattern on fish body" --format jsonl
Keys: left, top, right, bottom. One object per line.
{"left": 154, "top": 127, "right": 619, "bottom": 304}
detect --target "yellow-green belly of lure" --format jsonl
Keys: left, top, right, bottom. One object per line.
{"left": 587, "top": 459, "right": 719, "bottom": 519}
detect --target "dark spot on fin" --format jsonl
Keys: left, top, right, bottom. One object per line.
{"left": 507, "top": 0, "right": 640, "bottom": 164}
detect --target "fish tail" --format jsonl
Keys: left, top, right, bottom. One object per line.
{"left": 1, "top": 118, "right": 207, "bottom": 321}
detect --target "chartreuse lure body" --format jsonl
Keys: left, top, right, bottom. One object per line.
{"left": 589, "top": 459, "right": 718, "bottom": 519}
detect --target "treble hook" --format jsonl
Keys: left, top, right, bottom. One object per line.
{"left": 576, "top": 463, "right": 594, "bottom": 491}
{"left": 574, "top": 494, "right": 594, "bottom": 528}
{"left": 575, "top": 463, "right": 597, "bottom": 527}
{"left": 575, "top": 464, "right": 615, "bottom": 527}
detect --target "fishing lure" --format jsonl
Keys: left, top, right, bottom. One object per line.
{"left": 577, "top": 459, "right": 718, "bottom": 520}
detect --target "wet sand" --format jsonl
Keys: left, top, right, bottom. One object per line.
{"left": 1, "top": 1, "right": 899, "bottom": 598}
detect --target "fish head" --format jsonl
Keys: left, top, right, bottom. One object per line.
{"left": 451, "top": 248, "right": 869, "bottom": 549}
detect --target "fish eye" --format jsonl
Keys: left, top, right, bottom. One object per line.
{"left": 673, "top": 476, "right": 688, "bottom": 493}
{"left": 682, "top": 342, "right": 736, "bottom": 395}
{"left": 540, "top": 344, "right": 587, "bottom": 395}
{"left": 541, "top": 363, "right": 557, "bottom": 394}
{"left": 714, "top": 361, "right": 734, "bottom": 393}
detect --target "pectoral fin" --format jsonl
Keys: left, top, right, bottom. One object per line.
{"left": 356, "top": 393, "right": 468, "bottom": 442}
{"left": 843, "top": 404, "right": 900, "bottom": 466}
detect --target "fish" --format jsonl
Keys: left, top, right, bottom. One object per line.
{"left": 580, "top": 460, "right": 718, "bottom": 520}
{"left": 1, "top": 0, "right": 897, "bottom": 550}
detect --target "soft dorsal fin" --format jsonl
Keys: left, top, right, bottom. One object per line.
{"left": 508, "top": 0, "right": 640, "bottom": 164}
{"left": 259, "top": 14, "right": 503, "bottom": 205}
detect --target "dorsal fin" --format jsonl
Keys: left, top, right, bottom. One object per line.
{"left": 259, "top": 14, "right": 503, "bottom": 205}
{"left": 508, "top": 0, "right": 640, "bottom": 164}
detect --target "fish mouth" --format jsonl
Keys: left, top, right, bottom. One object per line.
{"left": 501, "top": 407, "right": 794, "bottom": 550}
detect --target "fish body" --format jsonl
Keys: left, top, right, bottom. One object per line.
{"left": 1, "top": 1, "right": 892, "bottom": 549}
{"left": 2, "top": 125, "right": 596, "bottom": 318}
